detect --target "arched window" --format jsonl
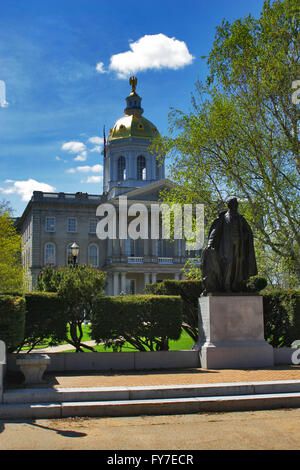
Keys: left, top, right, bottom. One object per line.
{"left": 45, "top": 243, "right": 56, "bottom": 267}
{"left": 137, "top": 155, "right": 146, "bottom": 180}
{"left": 88, "top": 244, "right": 99, "bottom": 267}
{"left": 117, "top": 156, "right": 126, "bottom": 181}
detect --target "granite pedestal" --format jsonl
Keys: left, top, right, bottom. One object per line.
{"left": 194, "top": 295, "right": 274, "bottom": 369}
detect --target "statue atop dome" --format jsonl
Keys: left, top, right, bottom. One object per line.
{"left": 103, "top": 76, "right": 165, "bottom": 193}
{"left": 129, "top": 76, "right": 138, "bottom": 94}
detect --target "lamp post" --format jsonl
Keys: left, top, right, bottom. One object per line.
{"left": 70, "top": 242, "right": 79, "bottom": 267}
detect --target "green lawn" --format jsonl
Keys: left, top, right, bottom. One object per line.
{"left": 22, "top": 324, "right": 195, "bottom": 352}
{"left": 64, "top": 327, "right": 195, "bottom": 353}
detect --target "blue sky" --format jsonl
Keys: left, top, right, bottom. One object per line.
{"left": 0, "top": 0, "right": 265, "bottom": 216}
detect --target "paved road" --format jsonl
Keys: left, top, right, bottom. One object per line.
{"left": 1, "top": 408, "right": 300, "bottom": 450}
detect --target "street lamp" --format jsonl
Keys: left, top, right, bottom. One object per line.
{"left": 70, "top": 242, "right": 79, "bottom": 267}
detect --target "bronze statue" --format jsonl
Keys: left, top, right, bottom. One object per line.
{"left": 200, "top": 198, "right": 257, "bottom": 294}
{"left": 129, "top": 76, "right": 137, "bottom": 94}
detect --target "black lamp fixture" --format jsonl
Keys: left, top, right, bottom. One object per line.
{"left": 70, "top": 242, "right": 79, "bottom": 267}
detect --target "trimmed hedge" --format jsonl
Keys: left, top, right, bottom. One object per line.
{"left": 16, "top": 292, "right": 67, "bottom": 352}
{"left": 263, "top": 289, "right": 300, "bottom": 347}
{"left": 145, "top": 280, "right": 203, "bottom": 342}
{"left": 0, "top": 295, "right": 26, "bottom": 353}
{"left": 91, "top": 294, "right": 183, "bottom": 351}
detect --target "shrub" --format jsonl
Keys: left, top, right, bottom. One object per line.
{"left": 37, "top": 265, "right": 106, "bottom": 352}
{"left": 0, "top": 295, "right": 26, "bottom": 352}
{"left": 16, "top": 292, "right": 67, "bottom": 353}
{"left": 145, "top": 280, "right": 203, "bottom": 342}
{"left": 263, "top": 290, "right": 300, "bottom": 347}
{"left": 91, "top": 294, "right": 183, "bottom": 351}
{"left": 246, "top": 276, "right": 268, "bottom": 293}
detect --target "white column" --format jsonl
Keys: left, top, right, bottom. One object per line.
{"left": 121, "top": 272, "right": 126, "bottom": 293}
{"left": 174, "top": 273, "right": 180, "bottom": 280}
{"left": 113, "top": 272, "right": 119, "bottom": 296}
{"left": 144, "top": 272, "right": 150, "bottom": 287}
{"left": 106, "top": 273, "right": 112, "bottom": 295}
{"left": 181, "top": 272, "right": 186, "bottom": 280}
{"left": 152, "top": 272, "right": 157, "bottom": 283}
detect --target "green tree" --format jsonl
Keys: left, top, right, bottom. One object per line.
{"left": 154, "top": 0, "right": 300, "bottom": 286}
{"left": 0, "top": 208, "right": 24, "bottom": 293}
{"left": 37, "top": 265, "right": 106, "bottom": 352}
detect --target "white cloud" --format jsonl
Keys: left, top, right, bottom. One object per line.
{"left": 87, "top": 136, "right": 103, "bottom": 153}
{"left": 85, "top": 175, "right": 103, "bottom": 183}
{"left": 108, "top": 33, "right": 194, "bottom": 79}
{"left": 67, "top": 164, "right": 103, "bottom": 174}
{"left": 61, "top": 141, "right": 86, "bottom": 154}
{"left": 77, "top": 164, "right": 103, "bottom": 173}
{"left": 88, "top": 136, "right": 103, "bottom": 145}
{"left": 1, "top": 179, "right": 56, "bottom": 201}
{"left": 74, "top": 151, "right": 87, "bottom": 161}
{"left": 90, "top": 146, "right": 101, "bottom": 153}
{"left": 95, "top": 62, "right": 106, "bottom": 74}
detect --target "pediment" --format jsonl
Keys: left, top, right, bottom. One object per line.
{"left": 120, "top": 179, "right": 175, "bottom": 202}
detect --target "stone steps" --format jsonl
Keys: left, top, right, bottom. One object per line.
{"left": 1, "top": 380, "right": 300, "bottom": 419}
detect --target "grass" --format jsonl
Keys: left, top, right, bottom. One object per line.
{"left": 21, "top": 324, "right": 195, "bottom": 353}
{"left": 64, "top": 328, "right": 195, "bottom": 353}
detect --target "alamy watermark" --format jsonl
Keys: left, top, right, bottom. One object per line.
{"left": 96, "top": 196, "right": 204, "bottom": 251}
{"left": 291, "top": 340, "right": 300, "bottom": 365}
{"left": 291, "top": 80, "right": 300, "bottom": 105}
{"left": 0, "top": 80, "right": 8, "bottom": 108}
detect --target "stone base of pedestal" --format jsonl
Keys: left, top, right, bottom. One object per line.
{"left": 194, "top": 295, "right": 274, "bottom": 369}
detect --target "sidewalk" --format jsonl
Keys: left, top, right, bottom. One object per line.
{"left": 12, "top": 343, "right": 300, "bottom": 389}
{"left": 48, "top": 365, "right": 300, "bottom": 389}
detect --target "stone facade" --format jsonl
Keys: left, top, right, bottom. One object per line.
{"left": 19, "top": 182, "right": 191, "bottom": 293}
{"left": 18, "top": 79, "right": 197, "bottom": 292}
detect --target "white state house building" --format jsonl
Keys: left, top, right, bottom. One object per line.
{"left": 18, "top": 78, "right": 197, "bottom": 294}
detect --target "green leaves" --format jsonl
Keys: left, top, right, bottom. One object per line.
{"left": 90, "top": 295, "right": 183, "bottom": 352}
{"left": 0, "top": 212, "right": 24, "bottom": 293}
{"left": 155, "top": 0, "right": 300, "bottom": 286}
{"left": 36, "top": 265, "right": 106, "bottom": 352}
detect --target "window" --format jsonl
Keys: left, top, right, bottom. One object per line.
{"left": 88, "top": 244, "right": 99, "bottom": 267}
{"left": 45, "top": 217, "right": 56, "bottom": 232}
{"left": 89, "top": 219, "right": 98, "bottom": 234}
{"left": 157, "top": 239, "right": 173, "bottom": 257}
{"left": 137, "top": 155, "right": 146, "bottom": 180}
{"left": 125, "top": 237, "right": 136, "bottom": 256}
{"left": 178, "top": 239, "right": 182, "bottom": 257}
{"left": 126, "top": 279, "right": 135, "bottom": 294}
{"left": 68, "top": 217, "right": 77, "bottom": 233}
{"left": 156, "top": 160, "right": 160, "bottom": 179}
{"left": 45, "top": 243, "right": 56, "bottom": 266}
{"left": 117, "top": 156, "right": 126, "bottom": 181}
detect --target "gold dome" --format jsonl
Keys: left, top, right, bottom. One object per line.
{"left": 108, "top": 115, "right": 160, "bottom": 142}
{"left": 107, "top": 76, "right": 160, "bottom": 142}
